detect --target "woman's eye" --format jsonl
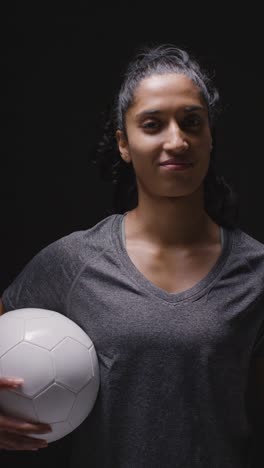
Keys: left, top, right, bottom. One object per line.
{"left": 142, "top": 121, "right": 160, "bottom": 130}
{"left": 182, "top": 115, "right": 202, "bottom": 128}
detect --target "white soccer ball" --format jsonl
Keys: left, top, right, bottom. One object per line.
{"left": 0, "top": 308, "right": 100, "bottom": 443}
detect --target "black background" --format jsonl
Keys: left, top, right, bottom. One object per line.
{"left": 0, "top": 2, "right": 263, "bottom": 466}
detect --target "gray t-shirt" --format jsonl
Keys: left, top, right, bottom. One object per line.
{"left": 2, "top": 212, "right": 264, "bottom": 467}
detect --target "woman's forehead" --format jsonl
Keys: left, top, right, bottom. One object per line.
{"left": 129, "top": 73, "right": 205, "bottom": 114}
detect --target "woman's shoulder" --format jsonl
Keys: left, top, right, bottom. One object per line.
{"left": 234, "top": 227, "right": 264, "bottom": 251}
{"left": 231, "top": 227, "right": 264, "bottom": 268}
{"left": 44, "top": 213, "right": 119, "bottom": 258}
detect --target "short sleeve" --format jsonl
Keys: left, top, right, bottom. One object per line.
{"left": 1, "top": 237, "right": 77, "bottom": 316}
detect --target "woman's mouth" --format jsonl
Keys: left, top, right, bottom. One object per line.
{"left": 159, "top": 163, "right": 193, "bottom": 171}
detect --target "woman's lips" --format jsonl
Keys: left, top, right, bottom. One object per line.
{"left": 159, "top": 163, "right": 193, "bottom": 171}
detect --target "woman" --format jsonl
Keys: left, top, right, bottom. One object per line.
{"left": 0, "top": 44, "right": 263, "bottom": 467}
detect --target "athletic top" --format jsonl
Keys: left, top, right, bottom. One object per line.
{"left": 2, "top": 212, "right": 264, "bottom": 467}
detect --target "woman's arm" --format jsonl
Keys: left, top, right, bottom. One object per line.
{"left": 0, "top": 298, "right": 5, "bottom": 316}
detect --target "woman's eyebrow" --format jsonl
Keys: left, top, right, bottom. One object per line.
{"left": 184, "top": 105, "right": 205, "bottom": 112}
{"left": 135, "top": 105, "right": 205, "bottom": 120}
{"left": 135, "top": 109, "right": 161, "bottom": 120}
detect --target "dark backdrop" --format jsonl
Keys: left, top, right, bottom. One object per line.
{"left": 0, "top": 3, "right": 263, "bottom": 467}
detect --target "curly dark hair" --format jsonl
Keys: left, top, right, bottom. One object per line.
{"left": 90, "top": 43, "right": 240, "bottom": 229}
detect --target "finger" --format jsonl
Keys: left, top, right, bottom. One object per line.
{"left": 0, "top": 414, "right": 52, "bottom": 433}
{"left": 0, "top": 431, "right": 48, "bottom": 451}
{"left": 0, "top": 377, "right": 24, "bottom": 389}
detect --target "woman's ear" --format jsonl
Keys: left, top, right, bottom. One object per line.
{"left": 116, "top": 130, "right": 130, "bottom": 163}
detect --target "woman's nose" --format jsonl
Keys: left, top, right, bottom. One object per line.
{"left": 163, "top": 126, "right": 189, "bottom": 153}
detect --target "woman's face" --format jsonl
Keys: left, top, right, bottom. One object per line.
{"left": 116, "top": 73, "right": 212, "bottom": 200}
